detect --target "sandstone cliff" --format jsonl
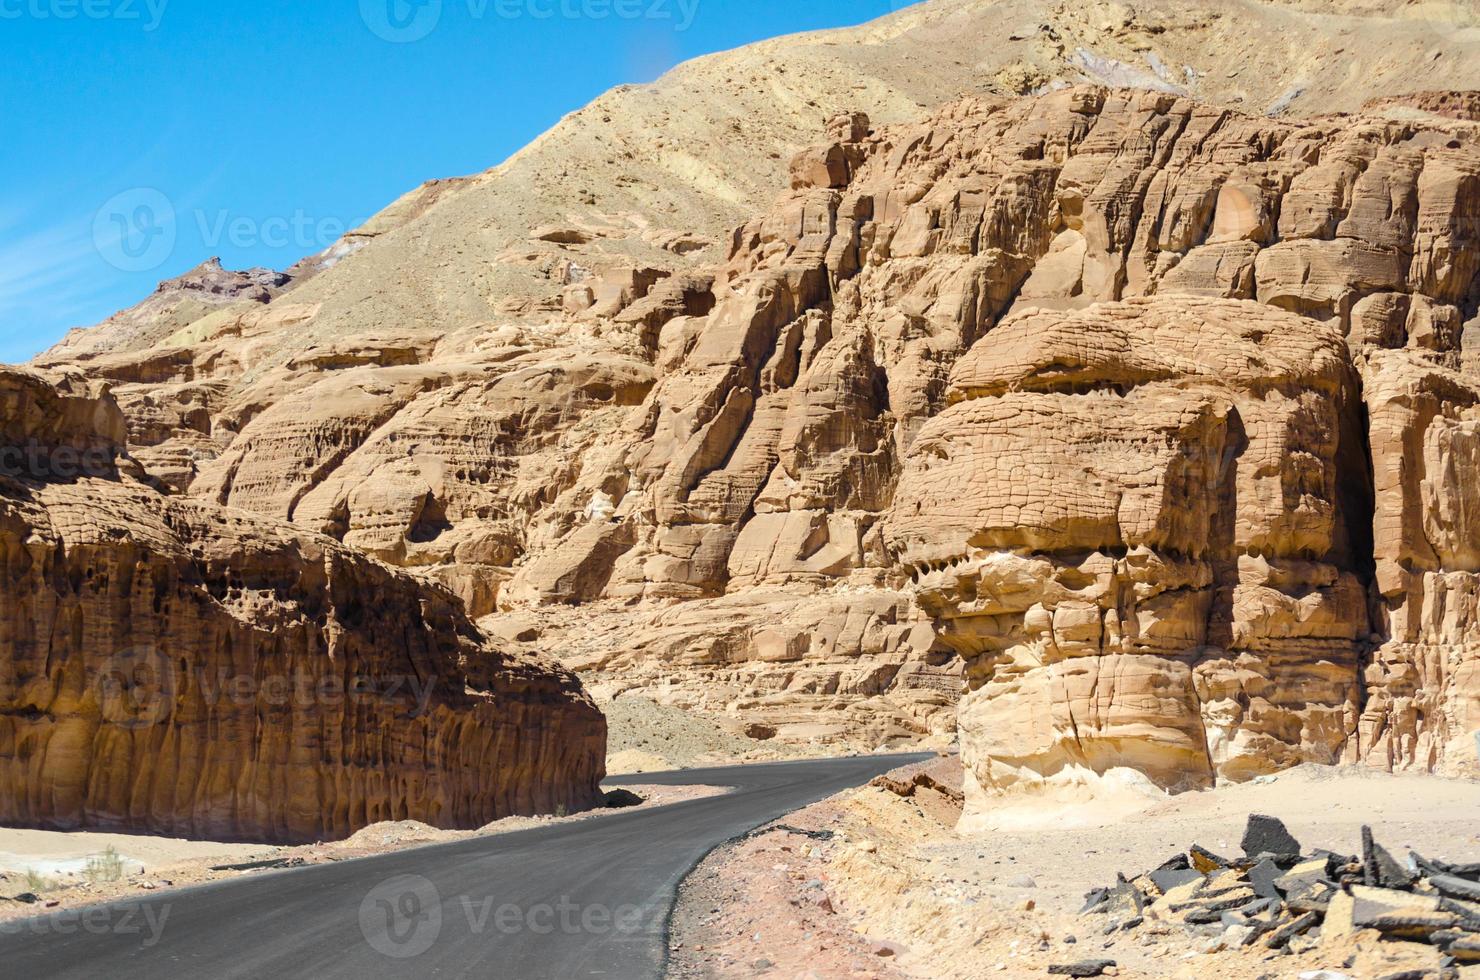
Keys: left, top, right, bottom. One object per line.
{"left": 890, "top": 297, "right": 1376, "bottom": 824}
{"left": 0, "top": 368, "right": 604, "bottom": 842}
{"left": 33, "top": 84, "right": 1480, "bottom": 780}
{"left": 19, "top": 2, "right": 1480, "bottom": 825}
{"left": 1362, "top": 351, "right": 1480, "bottom": 775}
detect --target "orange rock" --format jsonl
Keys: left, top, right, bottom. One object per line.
{"left": 23, "top": 83, "right": 1480, "bottom": 795}
{"left": 0, "top": 368, "right": 604, "bottom": 843}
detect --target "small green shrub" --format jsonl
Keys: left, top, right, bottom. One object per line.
{"left": 84, "top": 847, "right": 125, "bottom": 884}
{"left": 23, "top": 868, "right": 53, "bottom": 893}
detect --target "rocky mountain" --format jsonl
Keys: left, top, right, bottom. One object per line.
{"left": 13, "top": 0, "right": 1480, "bottom": 830}
{"left": 539, "top": 85, "right": 1478, "bottom": 825}
{"left": 41, "top": 0, "right": 1480, "bottom": 366}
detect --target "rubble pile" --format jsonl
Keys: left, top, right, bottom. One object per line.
{"left": 1078, "top": 815, "right": 1480, "bottom": 973}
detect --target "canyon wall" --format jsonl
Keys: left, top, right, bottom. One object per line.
{"left": 1362, "top": 352, "right": 1480, "bottom": 774}
{"left": 27, "top": 82, "right": 1480, "bottom": 822}
{"left": 0, "top": 368, "right": 604, "bottom": 842}
{"left": 888, "top": 298, "right": 1367, "bottom": 806}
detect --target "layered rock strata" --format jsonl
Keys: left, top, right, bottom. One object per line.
{"left": 1360, "top": 352, "right": 1480, "bottom": 774}
{"left": 0, "top": 368, "right": 604, "bottom": 842}
{"left": 887, "top": 297, "right": 1370, "bottom": 814}
{"left": 26, "top": 82, "right": 1480, "bottom": 813}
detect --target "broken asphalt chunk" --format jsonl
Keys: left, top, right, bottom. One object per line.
{"left": 1189, "top": 844, "right": 1232, "bottom": 873}
{"left": 1263, "top": 910, "right": 1320, "bottom": 949}
{"left": 1274, "top": 858, "right": 1338, "bottom": 912}
{"left": 1149, "top": 867, "right": 1203, "bottom": 894}
{"left": 1436, "top": 896, "right": 1480, "bottom": 931}
{"left": 1247, "top": 857, "right": 1285, "bottom": 900}
{"left": 1363, "top": 825, "right": 1417, "bottom": 890}
{"left": 1079, "top": 825, "right": 1480, "bottom": 968}
{"left": 1449, "top": 935, "right": 1480, "bottom": 963}
{"left": 1429, "top": 874, "right": 1480, "bottom": 903}
{"left": 1156, "top": 853, "right": 1190, "bottom": 873}
{"left": 1080, "top": 887, "right": 1110, "bottom": 914}
{"left": 1047, "top": 960, "right": 1117, "bottom": 978}
{"left": 1412, "top": 852, "right": 1480, "bottom": 882}
{"left": 1241, "top": 814, "right": 1302, "bottom": 860}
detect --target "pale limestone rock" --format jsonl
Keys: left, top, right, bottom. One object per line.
{"left": 888, "top": 297, "right": 1368, "bottom": 821}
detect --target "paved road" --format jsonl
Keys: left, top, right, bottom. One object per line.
{"left": 0, "top": 753, "right": 928, "bottom": 980}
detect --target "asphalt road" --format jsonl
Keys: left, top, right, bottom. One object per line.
{"left": 0, "top": 753, "right": 928, "bottom": 980}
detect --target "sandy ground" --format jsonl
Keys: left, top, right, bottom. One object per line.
{"left": 671, "top": 761, "right": 1480, "bottom": 979}
{"left": 0, "top": 782, "right": 728, "bottom": 922}
{"left": 0, "top": 829, "right": 261, "bottom": 879}
{"left": 601, "top": 693, "right": 815, "bottom": 775}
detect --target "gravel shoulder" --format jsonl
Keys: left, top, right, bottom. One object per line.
{"left": 670, "top": 760, "right": 1480, "bottom": 979}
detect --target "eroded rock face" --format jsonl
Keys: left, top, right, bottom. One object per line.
{"left": 1360, "top": 351, "right": 1480, "bottom": 774}
{"left": 26, "top": 85, "right": 1480, "bottom": 800}
{"left": 887, "top": 298, "right": 1370, "bottom": 817}
{"left": 0, "top": 369, "right": 603, "bottom": 843}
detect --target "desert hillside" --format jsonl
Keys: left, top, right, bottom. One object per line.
{"left": 41, "top": 0, "right": 1480, "bottom": 364}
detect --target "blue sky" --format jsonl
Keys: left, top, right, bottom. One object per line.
{"left": 0, "top": 0, "right": 913, "bottom": 363}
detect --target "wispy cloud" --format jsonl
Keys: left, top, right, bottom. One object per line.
{"left": 0, "top": 163, "right": 226, "bottom": 362}
{"left": 0, "top": 213, "right": 128, "bottom": 357}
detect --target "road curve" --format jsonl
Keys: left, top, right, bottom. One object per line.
{"left": 1, "top": 753, "right": 930, "bottom": 980}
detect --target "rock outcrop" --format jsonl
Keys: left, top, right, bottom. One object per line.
{"left": 44, "top": 258, "right": 294, "bottom": 364}
{"left": 0, "top": 368, "right": 604, "bottom": 843}
{"left": 1361, "top": 351, "right": 1480, "bottom": 774}
{"left": 888, "top": 297, "right": 1369, "bottom": 815}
